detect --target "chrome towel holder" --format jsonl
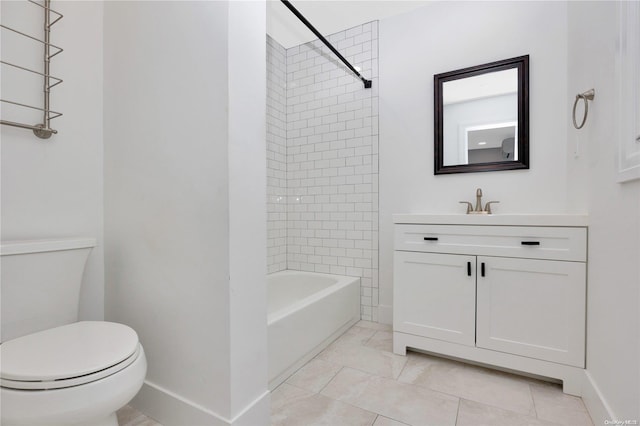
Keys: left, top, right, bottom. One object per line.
{"left": 572, "top": 88, "right": 595, "bottom": 129}
{"left": 0, "top": 0, "right": 63, "bottom": 139}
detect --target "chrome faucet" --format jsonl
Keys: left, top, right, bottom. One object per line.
{"left": 460, "top": 188, "right": 499, "bottom": 214}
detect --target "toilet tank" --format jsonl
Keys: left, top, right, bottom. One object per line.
{"left": 0, "top": 238, "right": 96, "bottom": 342}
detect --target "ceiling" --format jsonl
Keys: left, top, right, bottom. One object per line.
{"left": 267, "top": 0, "right": 431, "bottom": 48}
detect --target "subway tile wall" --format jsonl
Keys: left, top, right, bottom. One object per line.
{"left": 266, "top": 22, "right": 379, "bottom": 321}
{"left": 267, "top": 36, "right": 288, "bottom": 274}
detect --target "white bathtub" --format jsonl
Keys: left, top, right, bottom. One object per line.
{"left": 267, "top": 270, "right": 360, "bottom": 390}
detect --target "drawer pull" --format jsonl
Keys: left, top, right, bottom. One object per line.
{"left": 467, "top": 261, "right": 471, "bottom": 276}
{"left": 423, "top": 237, "right": 439, "bottom": 241}
{"left": 521, "top": 241, "right": 541, "bottom": 246}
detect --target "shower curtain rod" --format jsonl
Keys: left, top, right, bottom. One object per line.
{"left": 280, "top": 0, "right": 372, "bottom": 89}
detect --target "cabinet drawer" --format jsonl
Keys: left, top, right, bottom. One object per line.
{"left": 395, "top": 224, "right": 587, "bottom": 262}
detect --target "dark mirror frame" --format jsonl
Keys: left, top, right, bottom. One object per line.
{"left": 434, "top": 55, "right": 529, "bottom": 175}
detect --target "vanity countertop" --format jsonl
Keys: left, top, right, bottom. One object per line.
{"left": 393, "top": 214, "right": 589, "bottom": 227}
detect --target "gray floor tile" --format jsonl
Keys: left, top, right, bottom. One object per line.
{"left": 316, "top": 338, "right": 407, "bottom": 379}
{"left": 285, "top": 358, "right": 343, "bottom": 393}
{"left": 398, "top": 352, "right": 536, "bottom": 416}
{"left": 116, "top": 405, "right": 163, "bottom": 426}
{"left": 271, "top": 383, "right": 377, "bottom": 426}
{"left": 364, "top": 330, "right": 393, "bottom": 352}
{"left": 457, "top": 398, "right": 559, "bottom": 426}
{"left": 372, "top": 415, "right": 410, "bottom": 426}
{"left": 531, "top": 382, "right": 594, "bottom": 426}
{"left": 321, "top": 367, "right": 459, "bottom": 426}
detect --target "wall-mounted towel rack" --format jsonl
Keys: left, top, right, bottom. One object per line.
{"left": 0, "top": 0, "right": 63, "bottom": 139}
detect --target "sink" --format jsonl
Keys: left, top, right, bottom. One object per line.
{"left": 392, "top": 214, "right": 589, "bottom": 227}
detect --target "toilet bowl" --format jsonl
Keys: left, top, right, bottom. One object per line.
{"left": 1, "top": 322, "right": 147, "bottom": 426}
{"left": 0, "top": 239, "right": 147, "bottom": 426}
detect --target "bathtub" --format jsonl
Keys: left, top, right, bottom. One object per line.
{"left": 267, "top": 270, "right": 360, "bottom": 390}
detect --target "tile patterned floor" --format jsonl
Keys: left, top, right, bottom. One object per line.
{"left": 117, "top": 405, "right": 162, "bottom": 426}
{"left": 118, "top": 320, "right": 595, "bottom": 426}
{"left": 271, "top": 321, "right": 595, "bottom": 426}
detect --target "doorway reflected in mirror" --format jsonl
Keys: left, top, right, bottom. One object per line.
{"left": 466, "top": 122, "right": 517, "bottom": 164}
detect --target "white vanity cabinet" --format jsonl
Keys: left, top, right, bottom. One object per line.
{"left": 392, "top": 215, "right": 588, "bottom": 395}
{"left": 476, "top": 256, "right": 586, "bottom": 367}
{"left": 394, "top": 251, "right": 476, "bottom": 346}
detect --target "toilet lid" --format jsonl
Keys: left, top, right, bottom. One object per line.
{"left": 0, "top": 321, "right": 140, "bottom": 388}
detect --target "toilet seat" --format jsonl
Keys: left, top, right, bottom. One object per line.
{"left": 0, "top": 321, "right": 140, "bottom": 391}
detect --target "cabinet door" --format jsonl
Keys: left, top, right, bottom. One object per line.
{"left": 476, "top": 257, "right": 586, "bottom": 367}
{"left": 394, "top": 251, "right": 476, "bottom": 346}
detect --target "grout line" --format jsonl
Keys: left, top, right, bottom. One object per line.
{"left": 454, "top": 397, "right": 461, "bottom": 425}
{"left": 284, "top": 381, "right": 319, "bottom": 397}
{"left": 314, "top": 365, "right": 381, "bottom": 422}
{"left": 529, "top": 383, "right": 540, "bottom": 419}
{"left": 362, "top": 330, "right": 376, "bottom": 347}
{"left": 394, "top": 352, "right": 411, "bottom": 381}
{"left": 316, "top": 363, "right": 344, "bottom": 395}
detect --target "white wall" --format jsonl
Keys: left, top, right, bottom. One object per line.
{"left": 568, "top": 1, "right": 640, "bottom": 422}
{"left": 378, "top": 1, "right": 573, "bottom": 322}
{"left": 227, "top": 1, "right": 269, "bottom": 421}
{"left": 0, "top": 0, "right": 105, "bottom": 321}
{"left": 104, "top": 2, "right": 267, "bottom": 424}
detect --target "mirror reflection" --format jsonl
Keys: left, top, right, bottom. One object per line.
{"left": 443, "top": 69, "right": 518, "bottom": 166}
{"left": 434, "top": 56, "right": 529, "bottom": 174}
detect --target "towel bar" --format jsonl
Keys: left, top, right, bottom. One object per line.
{"left": 0, "top": 0, "right": 63, "bottom": 139}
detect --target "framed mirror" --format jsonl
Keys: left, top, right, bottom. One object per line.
{"left": 434, "top": 55, "right": 529, "bottom": 174}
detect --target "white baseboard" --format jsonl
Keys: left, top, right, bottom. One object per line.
{"left": 377, "top": 304, "right": 393, "bottom": 325}
{"left": 582, "top": 370, "right": 615, "bottom": 425}
{"left": 131, "top": 381, "right": 270, "bottom": 426}
{"left": 228, "top": 391, "right": 271, "bottom": 426}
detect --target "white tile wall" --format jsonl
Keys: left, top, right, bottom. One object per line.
{"left": 267, "top": 36, "right": 288, "bottom": 273}
{"left": 266, "top": 23, "right": 379, "bottom": 320}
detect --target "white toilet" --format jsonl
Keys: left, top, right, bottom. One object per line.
{"left": 0, "top": 239, "right": 147, "bottom": 426}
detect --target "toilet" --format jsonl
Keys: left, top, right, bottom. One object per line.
{"left": 0, "top": 239, "right": 147, "bottom": 426}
